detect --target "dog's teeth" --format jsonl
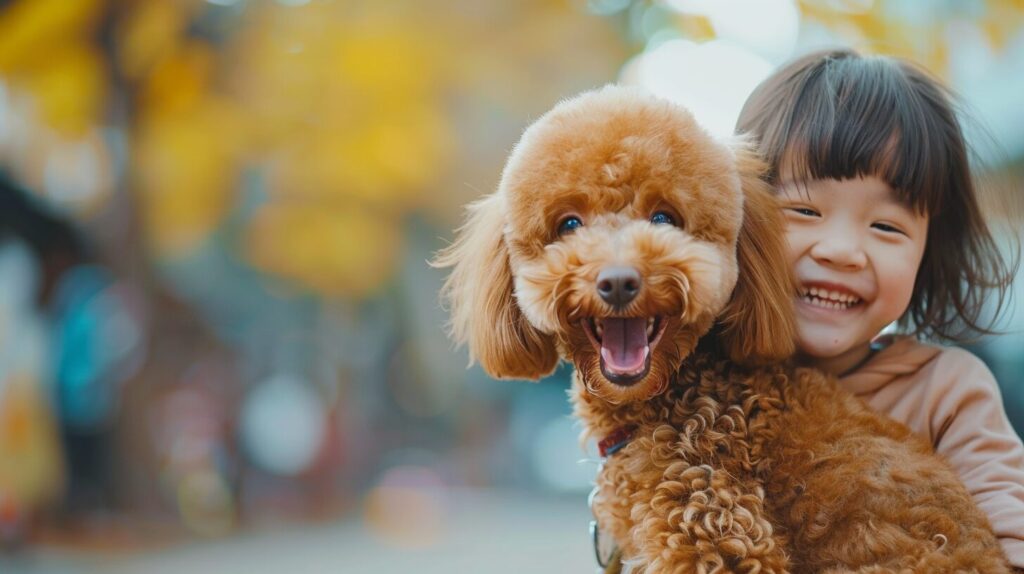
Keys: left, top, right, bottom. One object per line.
{"left": 646, "top": 320, "right": 654, "bottom": 338}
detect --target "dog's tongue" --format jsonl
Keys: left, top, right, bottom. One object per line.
{"left": 600, "top": 317, "right": 649, "bottom": 376}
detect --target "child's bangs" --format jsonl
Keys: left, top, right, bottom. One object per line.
{"left": 777, "top": 57, "right": 956, "bottom": 217}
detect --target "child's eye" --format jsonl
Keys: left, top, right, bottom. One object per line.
{"left": 788, "top": 207, "right": 819, "bottom": 217}
{"left": 872, "top": 222, "right": 905, "bottom": 235}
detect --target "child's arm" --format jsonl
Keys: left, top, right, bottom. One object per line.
{"left": 926, "top": 348, "right": 1024, "bottom": 568}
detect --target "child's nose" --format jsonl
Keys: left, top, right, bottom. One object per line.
{"left": 810, "top": 235, "right": 867, "bottom": 270}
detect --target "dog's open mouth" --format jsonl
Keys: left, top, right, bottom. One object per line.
{"left": 582, "top": 317, "right": 668, "bottom": 385}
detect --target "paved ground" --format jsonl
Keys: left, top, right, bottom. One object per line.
{"left": 0, "top": 489, "right": 598, "bottom": 574}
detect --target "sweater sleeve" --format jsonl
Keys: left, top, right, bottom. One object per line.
{"left": 928, "top": 348, "right": 1024, "bottom": 567}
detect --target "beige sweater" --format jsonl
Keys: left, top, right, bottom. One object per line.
{"left": 839, "top": 335, "right": 1024, "bottom": 566}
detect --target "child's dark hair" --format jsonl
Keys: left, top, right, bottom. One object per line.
{"left": 736, "top": 48, "right": 1016, "bottom": 343}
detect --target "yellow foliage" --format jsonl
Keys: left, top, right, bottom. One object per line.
{"left": 267, "top": 105, "right": 453, "bottom": 210}
{"left": 135, "top": 97, "right": 244, "bottom": 258}
{"left": 795, "top": 0, "right": 1023, "bottom": 77}
{"left": 228, "top": 2, "right": 452, "bottom": 205}
{"left": 243, "top": 202, "right": 402, "bottom": 298}
{"left": 19, "top": 44, "right": 106, "bottom": 136}
{"left": 0, "top": 0, "right": 104, "bottom": 72}
{"left": 139, "top": 40, "right": 216, "bottom": 115}
{"left": 0, "top": 0, "right": 622, "bottom": 299}
{"left": 116, "top": 0, "right": 192, "bottom": 81}
{"left": 333, "top": 25, "right": 440, "bottom": 102}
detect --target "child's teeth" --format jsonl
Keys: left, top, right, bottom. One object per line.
{"left": 803, "top": 286, "right": 861, "bottom": 306}
{"left": 802, "top": 293, "right": 861, "bottom": 310}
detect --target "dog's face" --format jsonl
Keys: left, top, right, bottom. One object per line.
{"left": 437, "top": 86, "right": 795, "bottom": 403}
{"left": 502, "top": 92, "right": 745, "bottom": 401}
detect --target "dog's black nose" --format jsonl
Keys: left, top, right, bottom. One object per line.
{"left": 597, "top": 266, "right": 641, "bottom": 307}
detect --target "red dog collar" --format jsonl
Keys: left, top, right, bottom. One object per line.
{"left": 598, "top": 426, "right": 635, "bottom": 458}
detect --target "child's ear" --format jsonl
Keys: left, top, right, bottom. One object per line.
{"left": 717, "top": 144, "right": 797, "bottom": 364}
{"left": 432, "top": 193, "right": 559, "bottom": 380}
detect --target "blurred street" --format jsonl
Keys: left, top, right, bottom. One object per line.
{"left": 0, "top": 489, "right": 594, "bottom": 574}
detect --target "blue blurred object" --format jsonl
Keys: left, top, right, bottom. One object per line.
{"left": 51, "top": 265, "right": 143, "bottom": 431}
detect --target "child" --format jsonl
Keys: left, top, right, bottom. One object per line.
{"left": 736, "top": 48, "right": 1024, "bottom": 567}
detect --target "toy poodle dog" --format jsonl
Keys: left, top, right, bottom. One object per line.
{"left": 435, "top": 86, "right": 1009, "bottom": 573}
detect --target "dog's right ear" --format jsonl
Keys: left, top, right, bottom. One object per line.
{"left": 717, "top": 144, "right": 797, "bottom": 364}
{"left": 432, "top": 193, "right": 559, "bottom": 380}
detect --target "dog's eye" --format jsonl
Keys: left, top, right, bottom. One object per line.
{"left": 557, "top": 216, "right": 583, "bottom": 236}
{"left": 650, "top": 212, "right": 676, "bottom": 226}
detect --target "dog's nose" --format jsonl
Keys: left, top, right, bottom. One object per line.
{"left": 597, "top": 266, "right": 641, "bottom": 308}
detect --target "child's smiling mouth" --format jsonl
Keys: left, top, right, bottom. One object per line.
{"left": 797, "top": 282, "right": 866, "bottom": 312}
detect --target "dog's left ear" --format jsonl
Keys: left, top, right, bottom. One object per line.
{"left": 432, "top": 192, "right": 560, "bottom": 380}
{"left": 717, "top": 144, "right": 797, "bottom": 364}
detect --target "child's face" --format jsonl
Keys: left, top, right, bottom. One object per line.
{"left": 778, "top": 176, "right": 929, "bottom": 371}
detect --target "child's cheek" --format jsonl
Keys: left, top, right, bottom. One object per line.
{"left": 781, "top": 223, "right": 804, "bottom": 270}
{"left": 880, "top": 251, "right": 922, "bottom": 320}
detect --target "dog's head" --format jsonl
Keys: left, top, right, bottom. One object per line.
{"left": 436, "top": 86, "right": 795, "bottom": 403}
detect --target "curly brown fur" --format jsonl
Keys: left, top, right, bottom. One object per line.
{"left": 578, "top": 357, "right": 1008, "bottom": 573}
{"left": 435, "top": 86, "right": 1009, "bottom": 573}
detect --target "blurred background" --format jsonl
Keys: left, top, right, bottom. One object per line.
{"left": 0, "top": 0, "right": 1021, "bottom": 572}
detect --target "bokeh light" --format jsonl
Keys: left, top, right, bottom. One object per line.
{"left": 363, "top": 464, "right": 449, "bottom": 549}
{"left": 240, "top": 373, "right": 326, "bottom": 477}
